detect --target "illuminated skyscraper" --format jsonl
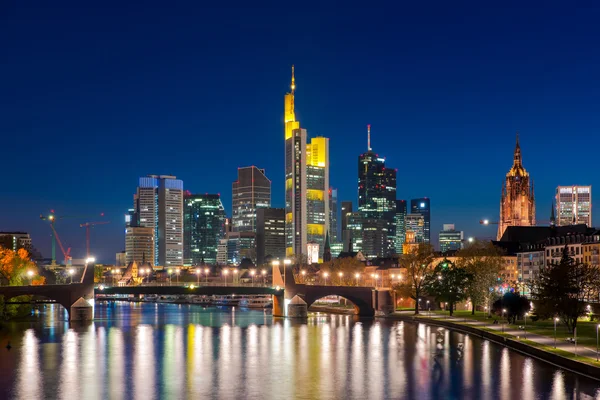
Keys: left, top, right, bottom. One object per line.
{"left": 498, "top": 135, "right": 535, "bottom": 240}
{"left": 395, "top": 200, "right": 407, "bottom": 252}
{"left": 439, "top": 224, "right": 463, "bottom": 253}
{"left": 184, "top": 193, "right": 226, "bottom": 265}
{"left": 134, "top": 175, "right": 183, "bottom": 267}
{"left": 556, "top": 186, "right": 592, "bottom": 226}
{"left": 410, "top": 198, "right": 430, "bottom": 244}
{"left": 405, "top": 214, "right": 425, "bottom": 244}
{"left": 232, "top": 166, "right": 271, "bottom": 232}
{"left": 284, "top": 66, "right": 330, "bottom": 259}
{"left": 329, "top": 188, "right": 339, "bottom": 243}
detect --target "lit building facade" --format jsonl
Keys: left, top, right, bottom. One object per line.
{"left": 498, "top": 136, "right": 535, "bottom": 240}
{"left": 405, "top": 214, "right": 425, "bottom": 244}
{"left": 232, "top": 166, "right": 271, "bottom": 232}
{"left": 439, "top": 224, "right": 463, "bottom": 253}
{"left": 125, "top": 227, "right": 155, "bottom": 265}
{"left": 284, "top": 67, "right": 330, "bottom": 259}
{"left": 410, "top": 198, "right": 430, "bottom": 244}
{"left": 556, "top": 185, "right": 592, "bottom": 227}
{"left": 341, "top": 201, "right": 353, "bottom": 251}
{"left": 0, "top": 232, "right": 31, "bottom": 252}
{"left": 329, "top": 188, "right": 339, "bottom": 243}
{"left": 256, "top": 207, "right": 286, "bottom": 265}
{"left": 183, "top": 193, "right": 226, "bottom": 265}
{"left": 394, "top": 200, "right": 407, "bottom": 254}
{"left": 134, "top": 175, "right": 184, "bottom": 267}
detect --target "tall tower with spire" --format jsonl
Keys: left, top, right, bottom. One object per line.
{"left": 284, "top": 66, "right": 330, "bottom": 259}
{"left": 497, "top": 134, "right": 536, "bottom": 240}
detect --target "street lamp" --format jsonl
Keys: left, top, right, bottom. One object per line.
{"left": 175, "top": 268, "right": 180, "bottom": 284}
{"left": 204, "top": 268, "right": 210, "bottom": 283}
{"left": 524, "top": 312, "right": 528, "bottom": 339}
{"left": 502, "top": 308, "right": 507, "bottom": 333}
{"left": 338, "top": 271, "right": 343, "bottom": 285}
{"left": 374, "top": 274, "right": 379, "bottom": 288}
{"left": 27, "top": 270, "right": 34, "bottom": 285}
{"left": 233, "top": 269, "right": 238, "bottom": 285}
{"left": 223, "top": 269, "right": 229, "bottom": 286}
{"left": 261, "top": 269, "right": 267, "bottom": 285}
{"left": 323, "top": 272, "right": 329, "bottom": 285}
{"left": 251, "top": 269, "right": 256, "bottom": 286}
{"left": 427, "top": 300, "right": 430, "bottom": 315}
{"left": 355, "top": 273, "right": 360, "bottom": 286}
{"left": 554, "top": 317, "right": 559, "bottom": 348}
{"left": 195, "top": 268, "right": 201, "bottom": 285}
{"left": 69, "top": 268, "right": 75, "bottom": 284}
{"left": 85, "top": 257, "right": 96, "bottom": 264}
{"left": 168, "top": 269, "right": 173, "bottom": 286}
{"left": 283, "top": 259, "right": 292, "bottom": 287}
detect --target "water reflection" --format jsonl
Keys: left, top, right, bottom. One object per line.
{"left": 1, "top": 303, "right": 599, "bottom": 400}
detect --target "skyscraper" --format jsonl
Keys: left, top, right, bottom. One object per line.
{"left": 341, "top": 201, "right": 353, "bottom": 251}
{"left": 556, "top": 186, "right": 592, "bottom": 226}
{"left": 358, "top": 125, "right": 397, "bottom": 255}
{"left": 284, "top": 67, "right": 330, "bottom": 259}
{"left": 410, "top": 198, "right": 430, "bottom": 244}
{"left": 329, "top": 188, "right": 339, "bottom": 243}
{"left": 439, "top": 224, "right": 464, "bottom": 253}
{"left": 395, "top": 200, "right": 407, "bottom": 253}
{"left": 405, "top": 214, "right": 425, "bottom": 244}
{"left": 125, "top": 227, "right": 154, "bottom": 265}
{"left": 134, "top": 175, "right": 183, "bottom": 267}
{"left": 256, "top": 207, "right": 286, "bottom": 265}
{"left": 184, "top": 193, "right": 226, "bottom": 265}
{"left": 232, "top": 166, "right": 271, "bottom": 232}
{"left": 498, "top": 135, "right": 535, "bottom": 240}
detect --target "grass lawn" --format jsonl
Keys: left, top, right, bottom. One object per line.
{"left": 430, "top": 310, "right": 600, "bottom": 348}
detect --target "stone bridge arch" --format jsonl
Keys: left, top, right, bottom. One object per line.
{"left": 303, "top": 289, "right": 375, "bottom": 317}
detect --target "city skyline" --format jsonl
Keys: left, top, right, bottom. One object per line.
{"left": 2, "top": 3, "right": 600, "bottom": 262}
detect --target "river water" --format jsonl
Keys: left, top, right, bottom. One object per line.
{"left": 0, "top": 302, "right": 598, "bottom": 399}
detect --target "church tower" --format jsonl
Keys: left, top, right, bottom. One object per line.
{"left": 497, "top": 134, "right": 536, "bottom": 240}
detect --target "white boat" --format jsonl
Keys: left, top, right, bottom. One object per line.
{"left": 212, "top": 295, "right": 240, "bottom": 307}
{"left": 239, "top": 296, "right": 273, "bottom": 309}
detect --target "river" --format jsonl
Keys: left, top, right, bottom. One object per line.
{"left": 0, "top": 302, "right": 598, "bottom": 399}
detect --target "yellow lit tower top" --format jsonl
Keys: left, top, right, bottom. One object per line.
{"left": 284, "top": 65, "right": 299, "bottom": 139}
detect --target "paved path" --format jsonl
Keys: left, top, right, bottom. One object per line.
{"left": 394, "top": 311, "right": 600, "bottom": 361}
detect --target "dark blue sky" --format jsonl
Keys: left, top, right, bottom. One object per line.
{"left": 2, "top": 1, "right": 599, "bottom": 263}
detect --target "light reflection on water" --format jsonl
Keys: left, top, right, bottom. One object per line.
{"left": 1, "top": 303, "right": 599, "bottom": 400}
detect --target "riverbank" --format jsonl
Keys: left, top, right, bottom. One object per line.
{"left": 390, "top": 311, "right": 600, "bottom": 380}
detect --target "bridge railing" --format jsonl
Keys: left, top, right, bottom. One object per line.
{"left": 97, "top": 282, "right": 275, "bottom": 288}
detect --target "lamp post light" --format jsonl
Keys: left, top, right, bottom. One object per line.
{"left": 524, "top": 312, "right": 528, "bottom": 339}
{"left": 554, "top": 317, "right": 559, "bottom": 348}
{"left": 168, "top": 269, "right": 173, "bottom": 286}
{"left": 195, "top": 268, "right": 201, "bottom": 285}
{"left": 300, "top": 270, "right": 306, "bottom": 283}
{"left": 502, "top": 309, "right": 507, "bottom": 333}
{"left": 427, "top": 300, "right": 430, "bottom": 315}
{"left": 233, "top": 269, "right": 238, "bottom": 285}
{"left": 355, "top": 273, "right": 360, "bottom": 286}
{"left": 338, "top": 272, "right": 343, "bottom": 285}
{"left": 223, "top": 269, "right": 229, "bottom": 286}
{"left": 69, "top": 268, "right": 75, "bottom": 284}
{"left": 251, "top": 269, "right": 256, "bottom": 286}
{"left": 175, "top": 268, "right": 180, "bottom": 284}
{"left": 27, "top": 270, "right": 34, "bottom": 285}
{"left": 283, "top": 259, "right": 292, "bottom": 287}
{"left": 323, "top": 272, "right": 329, "bottom": 285}
{"left": 204, "top": 268, "right": 210, "bottom": 284}
{"left": 261, "top": 269, "right": 267, "bottom": 286}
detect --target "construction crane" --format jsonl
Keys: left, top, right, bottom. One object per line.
{"left": 39, "top": 213, "right": 72, "bottom": 267}
{"left": 80, "top": 221, "right": 110, "bottom": 258}
{"left": 40, "top": 211, "right": 105, "bottom": 266}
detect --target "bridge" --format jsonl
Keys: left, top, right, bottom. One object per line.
{"left": 0, "top": 264, "right": 95, "bottom": 320}
{"left": 0, "top": 263, "right": 393, "bottom": 320}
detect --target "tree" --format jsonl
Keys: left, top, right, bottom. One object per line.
{"left": 0, "top": 247, "right": 44, "bottom": 320}
{"left": 455, "top": 240, "right": 505, "bottom": 315}
{"left": 492, "top": 292, "right": 530, "bottom": 323}
{"left": 393, "top": 243, "right": 436, "bottom": 314}
{"left": 532, "top": 246, "right": 600, "bottom": 333}
{"left": 424, "top": 259, "right": 472, "bottom": 316}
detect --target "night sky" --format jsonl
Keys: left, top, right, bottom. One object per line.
{"left": 2, "top": 1, "right": 599, "bottom": 263}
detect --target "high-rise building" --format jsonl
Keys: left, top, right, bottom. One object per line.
{"left": 134, "top": 175, "right": 184, "bottom": 266}
{"left": 394, "top": 200, "right": 407, "bottom": 254}
{"left": 221, "top": 231, "right": 256, "bottom": 265}
{"left": 347, "top": 212, "right": 364, "bottom": 253}
{"left": 256, "top": 207, "right": 286, "bottom": 265}
{"left": 284, "top": 67, "right": 330, "bottom": 259}
{"left": 341, "top": 201, "right": 353, "bottom": 251}
{"left": 361, "top": 218, "right": 389, "bottom": 259}
{"left": 405, "top": 214, "right": 425, "bottom": 244}
{"left": 329, "top": 188, "right": 339, "bottom": 243}
{"left": 0, "top": 232, "right": 31, "bottom": 252}
{"left": 232, "top": 166, "right": 271, "bottom": 232}
{"left": 125, "top": 227, "right": 154, "bottom": 265}
{"left": 410, "top": 198, "right": 430, "bottom": 244}
{"left": 556, "top": 186, "right": 592, "bottom": 227}
{"left": 184, "top": 193, "right": 226, "bottom": 265}
{"left": 498, "top": 135, "right": 535, "bottom": 240}
{"left": 439, "top": 224, "right": 464, "bottom": 253}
